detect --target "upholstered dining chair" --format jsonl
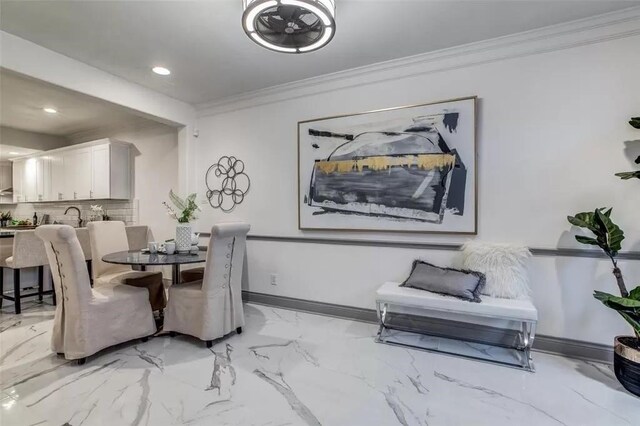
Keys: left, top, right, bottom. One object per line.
{"left": 1, "top": 230, "right": 55, "bottom": 314}
{"left": 87, "top": 221, "right": 166, "bottom": 312}
{"left": 35, "top": 225, "right": 156, "bottom": 364}
{"left": 164, "top": 222, "right": 250, "bottom": 347}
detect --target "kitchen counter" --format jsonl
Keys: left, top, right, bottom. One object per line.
{"left": 0, "top": 227, "right": 38, "bottom": 238}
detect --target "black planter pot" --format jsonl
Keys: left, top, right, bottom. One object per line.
{"left": 614, "top": 336, "right": 640, "bottom": 397}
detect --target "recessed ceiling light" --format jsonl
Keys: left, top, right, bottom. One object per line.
{"left": 9, "top": 152, "right": 21, "bottom": 155}
{"left": 152, "top": 66, "right": 171, "bottom": 76}
{"left": 43, "top": 107, "right": 57, "bottom": 114}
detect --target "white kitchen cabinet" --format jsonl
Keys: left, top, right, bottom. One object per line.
{"left": 0, "top": 161, "right": 12, "bottom": 204}
{"left": 12, "top": 159, "right": 25, "bottom": 203}
{"left": 10, "top": 139, "right": 132, "bottom": 203}
{"left": 35, "top": 157, "right": 51, "bottom": 202}
{"left": 11, "top": 157, "right": 50, "bottom": 202}
{"left": 91, "top": 144, "right": 110, "bottom": 199}
{"left": 50, "top": 153, "right": 65, "bottom": 201}
{"left": 94, "top": 143, "right": 131, "bottom": 200}
{"left": 65, "top": 147, "right": 93, "bottom": 200}
{"left": 23, "top": 158, "right": 38, "bottom": 203}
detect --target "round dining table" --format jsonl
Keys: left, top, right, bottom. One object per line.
{"left": 102, "top": 250, "right": 207, "bottom": 285}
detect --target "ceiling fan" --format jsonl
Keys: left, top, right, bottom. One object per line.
{"left": 242, "top": 0, "right": 336, "bottom": 53}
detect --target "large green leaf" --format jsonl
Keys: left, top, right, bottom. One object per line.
{"left": 594, "top": 290, "right": 640, "bottom": 309}
{"left": 568, "top": 208, "right": 624, "bottom": 255}
{"left": 567, "top": 212, "right": 596, "bottom": 231}
{"left": 595, "top": 209, "right": 624, "bottom": 254}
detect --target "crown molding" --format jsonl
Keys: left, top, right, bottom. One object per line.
{"left": 197, "top": 6, "right": 640, "bottom": 117}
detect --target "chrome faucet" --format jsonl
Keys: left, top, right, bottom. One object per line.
{"left": 64, "top": 206, "right": 84, "bottom": 228}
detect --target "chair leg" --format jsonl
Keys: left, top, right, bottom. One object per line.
{"left": 13, "top": 269, "right": 21, "bottom": 315}
{"left": 236, "top": 327, "right": 243, "bottom": 334}
{"left": 87, "top": 261, "right": 93, "bottom": 287}
{"left": 38, "top": 266, "right": 44, "bottom": 302}
{"left": 206, "top": 340, "right": 213, "bottom": 348}
{"left": 52, "top": 286, "right": 57, "bottom": 306}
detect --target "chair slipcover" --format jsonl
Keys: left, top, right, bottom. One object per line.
{"left": 35, "top": 225, "right": 155, "bottom": 360}
{"left": 88, "top": 221, "right": 135, "bottom": 284}
{"left": 4, "top": 230, "right": 50, "bottom": 269}
{"left": 164, "top": 222, "right": 250, "bottom": 342}
{"left": 88, "top": 221, "right": 166, "bottom": 310}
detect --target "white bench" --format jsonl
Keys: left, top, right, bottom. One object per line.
{"left": 375, "top": 282, "right": 538, "bottom": 371}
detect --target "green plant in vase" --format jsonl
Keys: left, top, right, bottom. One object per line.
{"left": 567, "top": 117, "right": 640, "bottom": 396}
{"left": 163, "top": 190, "right": 200, "bottom": 253}
{"left": 567, "top": 208, "right": 638, "bottom": 336}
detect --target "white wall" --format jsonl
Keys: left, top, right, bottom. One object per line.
{"left": 193, "top": 32, "right": 640, "bottom": 345}
{"left": 0, "top": 126, "right": 69, "bottom": 151}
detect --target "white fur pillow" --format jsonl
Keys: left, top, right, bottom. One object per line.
{"left": 461, "top": 241, "right": 532, "bottom": 300}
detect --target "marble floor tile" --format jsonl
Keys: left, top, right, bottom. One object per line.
{"left": 0, "top": 301, "right": 638, "bottom": 426}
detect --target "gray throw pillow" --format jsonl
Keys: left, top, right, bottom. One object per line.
{"left": 401, "top": 260, "right": 485, "bottom": 303}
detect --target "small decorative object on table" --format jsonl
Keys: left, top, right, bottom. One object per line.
{"left": 164, "top": 190, "right": 201, "bottom": 254}
{"left": 566, "top": 117, "right": 640, "bottom": 397}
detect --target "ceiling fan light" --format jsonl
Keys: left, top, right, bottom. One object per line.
{"left": 242, "top": 0, "right": 336, "bottom": 54}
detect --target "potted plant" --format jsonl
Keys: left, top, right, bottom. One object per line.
{"left": 163, "top": 190, "right": 200, "bottom": 253}
{"left": 567, "top": 117, "right": 639, "bottom": 397}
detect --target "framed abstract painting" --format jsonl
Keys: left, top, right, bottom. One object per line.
{"left": 298, "top": 96, "right": 477, "bottom": 234}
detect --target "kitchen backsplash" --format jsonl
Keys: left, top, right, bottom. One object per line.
{"left": 3, "top": 200, "right": 139, "bottom": 226}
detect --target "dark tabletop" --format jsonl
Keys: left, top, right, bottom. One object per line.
{"left": 102, "top": 250, "right": 207, "bottom": 266}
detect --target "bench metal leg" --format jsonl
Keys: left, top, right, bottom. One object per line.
{"left": 520, "top": 321, "right": 536, "bottom": 372}
{"left": 375, "top": 301, "right": 388, "bottom": 342}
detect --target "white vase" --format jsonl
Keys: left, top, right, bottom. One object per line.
{"left": 175, "top": 223, "right": 192, "bottom": 253}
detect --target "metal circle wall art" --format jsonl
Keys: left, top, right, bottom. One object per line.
{"left": 205, "top": 156, "right": 251, "bottom": 212}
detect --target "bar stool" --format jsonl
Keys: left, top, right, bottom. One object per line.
{"left": 1, "top": 230, "right": 55, "bottom": 314}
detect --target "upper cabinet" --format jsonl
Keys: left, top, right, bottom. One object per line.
{"left": 11, "top": 139, "right": 132, "bottom": 203}
{"left": 0, "top": 161, "right": 12, "bottom": 203}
